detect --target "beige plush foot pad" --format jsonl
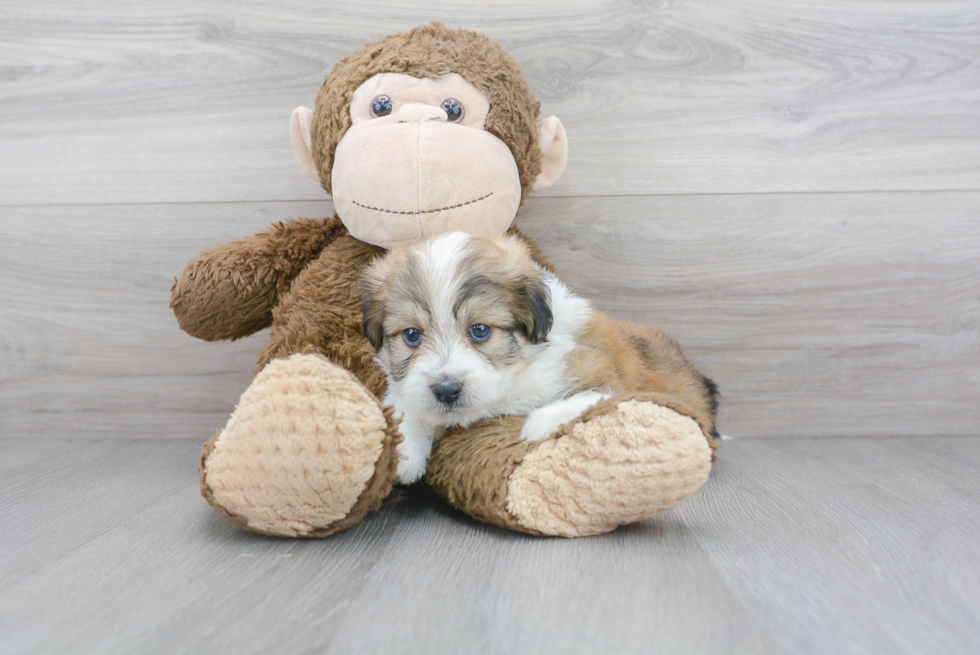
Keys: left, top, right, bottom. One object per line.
{"left": 506, "top": 399, "right": 712, "bottom": 537}
{"left": 201, "top": 353, "right": 399, "bottom": 537}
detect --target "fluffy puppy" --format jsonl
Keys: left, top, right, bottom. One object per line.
{"left": 362, "top": 232, "right": 718, "bottom": 484}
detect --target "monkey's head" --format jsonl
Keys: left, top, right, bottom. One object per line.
{"left": 289, "top": 23, "right": 567, "bottom": 248}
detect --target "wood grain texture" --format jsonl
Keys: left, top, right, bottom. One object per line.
{"left": 675, "top": 436, "right": 980, "bottom": 655}
{"left": 1, "top": 0, "right": 978, "bottom": 205}
{"left": 1, "top": 436, "right": 977, "bottom": 654}
{"left": 1, "top": 193, "right": 976, "bottom": 440}
{"left": 0, "top": 438, "right": 411, "bottom": 654}
{"left": 323, "top": 506, "right": 781, "bottom": 655}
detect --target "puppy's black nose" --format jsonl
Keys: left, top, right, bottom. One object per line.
{"left": 432, "top": 379, "right": 462, "bottom": 405}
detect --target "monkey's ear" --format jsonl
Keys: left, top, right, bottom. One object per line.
{"left": 289, "top": 107, "right": 322, "bottom": 183}
{"left": 531, "top": 116, "right": 568, "bottom": 191}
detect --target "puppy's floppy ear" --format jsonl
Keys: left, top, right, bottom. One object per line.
{"left": 514, "top": 273, "right": 553, "bottom": 344}
{"left": 360, "top": 262, "right": 387, "bottom": 351}
{"left": 361, "top": 298, "right": 385, "bottom": 351}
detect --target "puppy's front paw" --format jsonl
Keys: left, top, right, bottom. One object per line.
{"left": 393, "top": 418, "right": 435, "bottom": 484}
{"left": 520, "top": 391, "right": 610, "bottom": 442}
{"left": 395, "top": 452, "right": 429, "bottom": 485}
{"left": 520, "top": 405, "right": 568, "bottom": 442}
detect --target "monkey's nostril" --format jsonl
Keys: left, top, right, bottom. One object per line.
{"left": 432, "top": 379, "right": 463, "bottom": 405}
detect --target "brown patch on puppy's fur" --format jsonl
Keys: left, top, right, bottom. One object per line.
{"left": 452, "top": 237, "right": 553, "bottom": 345}
{"left": 566, "top": 313, "right": 718, "bottom": 447}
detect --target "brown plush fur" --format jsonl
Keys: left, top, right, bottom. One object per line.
{"left": 311, "top": 22, "right": 543, "bottom": 204}
{"left": 257, "top": 232, "right": 385, "bottom": 385}
{"left": 424, "top": 415, "right": 543, "bottom": 535}
{"left": 170, "top": 217, "right": 348, "bottom": 341}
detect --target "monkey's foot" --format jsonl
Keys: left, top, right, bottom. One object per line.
{"left": 200, "top": 353, "right": 401, "bottom": 537}
{"left": 427, "top": 394, "right": 713, "bottom": 538}
{"left": 507, "top": 396, "right": 712, "bottom": 536}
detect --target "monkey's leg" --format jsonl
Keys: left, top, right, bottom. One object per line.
{"left": 426, "top": 393, "right": 713, "bottom": 538}
{"left": 200, "top": 353, "right": 401, "bottom": 537}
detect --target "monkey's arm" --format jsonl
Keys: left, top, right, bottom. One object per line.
{"left": 170, "top": 216, "right": 348, "bottom": 341}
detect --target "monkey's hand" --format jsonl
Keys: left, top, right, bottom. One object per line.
{"left": 170, "top": 217, "right": 347, "bottom": 341}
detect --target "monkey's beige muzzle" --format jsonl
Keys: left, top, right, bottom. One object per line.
{"left": 331, "top": 117, "right": 522, "bottom": 248}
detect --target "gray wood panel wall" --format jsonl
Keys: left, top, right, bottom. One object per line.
{"left": 1, "top": 1, "right": 978, "bottom": 440}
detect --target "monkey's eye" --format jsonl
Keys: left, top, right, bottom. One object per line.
{"left": 402, "top": 328, "right": 423, "bottom": 347}
{"left": 441, "top": 98, "right": 464, "bottom": 122}
{"left": 371, "top": 95, "right": 393, "bottom": 117}
{"left": 468, "top": 324, "right": 492, "bottom": 343}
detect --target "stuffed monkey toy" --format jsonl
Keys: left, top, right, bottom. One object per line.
{"left": 171, "top": 23, "right": 719, "bottom": 538}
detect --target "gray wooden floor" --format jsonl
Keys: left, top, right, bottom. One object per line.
{"left": 1, "top": 436, "right": 978, "bottom": 654}
{"left": 2, "top": 1, "right": 979, "bottom": 653}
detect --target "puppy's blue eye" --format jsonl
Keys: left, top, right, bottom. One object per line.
{"left": 468, "top": 324, "right": 492, "bottom": 343}
{"left": 402, "top": 328, "right": 422, "bottom": 347}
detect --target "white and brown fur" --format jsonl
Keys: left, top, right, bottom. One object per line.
{"left": 362, "top": 232, "right": 719, "bottom": 484}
